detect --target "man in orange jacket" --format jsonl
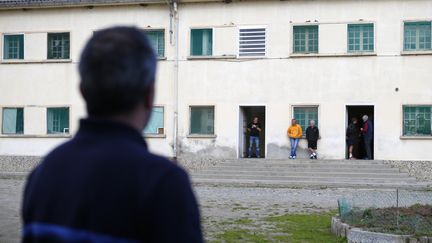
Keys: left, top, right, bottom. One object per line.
{"left": 287, "top": 118, "right": 303, "bottom": 159}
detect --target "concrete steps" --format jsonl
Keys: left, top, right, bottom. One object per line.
{"left": 191, "top": 159, "right": 431, "bottom": 189}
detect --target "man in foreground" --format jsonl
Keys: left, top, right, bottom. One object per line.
{"left": 22, "top": 27, "right": 203, "bottom": 242}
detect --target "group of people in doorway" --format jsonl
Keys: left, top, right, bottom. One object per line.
{"left": 247, "top": 115, "right": 373, "bottom": 160}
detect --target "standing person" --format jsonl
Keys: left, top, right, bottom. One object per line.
{"left": 346, "top": 117, "right": 359, "bottom": 159}
{"left": 306, "top": 120, "right": 319, "bottom": 159}
{"left": 21, "top": 27, "right": 203, "bottom": 243}
{"left": 360, "top": 115, "right": 373, "bottom": 160}
{"left": 247, "top": 116, "right": 262, "bottom": 158}
{"left": 287, "top": 118, "right": 302, "bottom": 159}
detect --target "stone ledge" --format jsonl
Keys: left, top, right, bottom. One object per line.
{"left": 331, "top": 216, "right": 432, "bottom": 243}
{"left": 383, "top": 160, "right": 432, "bottom": 182}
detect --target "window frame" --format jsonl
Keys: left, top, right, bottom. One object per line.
{"left": 401, "top": 105, "right": 432, "bottom": 138}
{"left": 1, "top": 107, "right": 24, "bottom": 135}
{"left": 292, "top": 25, "right": 319, "bottom": 54}
{"left": 190, "top": 28, "right": 214, "bottom": 57}
{"left": 238, "top": 25, "right": 267, "bottom": 58}
{"left": 402, "top": 20, "right": 432, "bottom": 52}
{"left": 291, "top": 105, "right": 320, "bottom": 138}
{"left": 47, "top": 32, "right": 71, "bottom": 60}
{"left": 46, "top": 107, "right": 70, "bottom": 135}
{"left": 3, "top": 34, "right": 24, "bottom": 60}
{"left": 142, "top": 29, "right": 165, "bottom": 58}
{"left": 188, "top": 105, "right": 216, "bottom": 137}
{"left": 347, "top": 23, "right": 375, "bottom": 53}
{"left": 143, "top": 105, "right": 165, "bottom": 137}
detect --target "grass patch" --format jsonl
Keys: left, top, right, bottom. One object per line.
{"left": 211, "top": 212, "right": 345, "bottom": 243}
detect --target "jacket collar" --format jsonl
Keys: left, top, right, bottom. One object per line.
{"left": 75, "top": 118, "right": 147, "bottom": 149}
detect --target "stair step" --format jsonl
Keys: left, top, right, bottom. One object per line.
{"left": 201, "top": 166, "right": 399, "bottom": 173}
{"left": 195, "top": 171, "right": 410, "bottom": 178}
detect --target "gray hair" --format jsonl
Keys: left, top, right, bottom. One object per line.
{"left": 309, "top": 120, "right": 315, "bottom": 125}
{"left": 362, "top": 115, "right": 368, "bottom": 121}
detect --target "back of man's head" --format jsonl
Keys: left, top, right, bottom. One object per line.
{"left": 79, "top": 26, "right": 157, "bottom": 117}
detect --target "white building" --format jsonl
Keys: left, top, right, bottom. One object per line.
{"left": 0, "top": 0, "right": 431, "bottom": 160}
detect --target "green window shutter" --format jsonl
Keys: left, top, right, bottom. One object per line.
{"left": 191, "top": 29, "right": 212, "bottom": 56}
{"left": 145, "top": 30, "right": 165, "bottom": 57}
{"left": 47, "top": 108, "right": 69, "bottom": 134}
{"left": 3, "top": 35, "right": 24, "bottom": 59}
{"left": 2, "top": 108, "right": 24, "bottom": 134}
{"left": 18, "top": 35, "right": 24, "bottom": 59}
{"left": 403, "top": 106, "right": 432, "bottom": 136}
{"left": 144, "top": 107, "right": 164, "bottom": 134}
{"left": 190, "top": 106, "right": 214, "bottom": 135}
{"left": 293, "top": 26, "right": 318, "bottom": 53}
{"left": 48, "top": 33, "right": 70, "bottom": 59}
{"left": 293, "top": 107, "right": 318, "bottom": 133}
{"left": 404, "top": 22, "right": 432, "bottom": 51}
{"left": 348, "top": 24, "right": 374, "bottom": 52}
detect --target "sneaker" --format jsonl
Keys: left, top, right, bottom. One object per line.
{"left": 309, "top": 154, "right": 314, "bottom": 159}
{"left": 293, "top": 156, "right": 296, "bottom": 159}
{"left": 313, "top": 155, "right": 318, "bottom": 160}
{"left": 289, "top": 156, "right": 293, "bottom": 159}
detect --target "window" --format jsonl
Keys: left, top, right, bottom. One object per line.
{"left": 144, "top": 107, "right": 164, "bottom": 135}
{"left": 348, "top": 24, "right": 374, "bottom": 52}
{"left": 144, "top": 30, "right": 165, "bottom": 57}
{"left": 403, "top": 106, "right": 431, "bottom": 136}
{"left": 190, "top": 106, "right": 214, "bottom": 135}
{"left": 293, "top": 106, "right": 318, "bottom": 134}
{"left": 191, "top": 29, "right": 212, "bottom": 56}
{"left": 404, "top": 22, "right": 431, "bottom": 51}
{"left": 239, "top": 27, "right": 266, "bottom": 57}
{"left": 2, "top": 108, "right": 23, "bottom": 134}
{"left": 47, "top": 107, "right": 69, "bottom": 134}
{"left": 3, "top": 34, "right": 24, "bottom": 59}
{"left": 47, "top": 32, "right": 70, "bottom": 59}
{"left": 293, "top": 25, "right": 318, "bottom": 53}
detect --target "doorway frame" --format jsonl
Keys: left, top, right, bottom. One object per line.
{"left": 345, "top": 104, "right": 376, "bottom": 160}
{"left": 237, "top": 104, "right": 267, "bottom": 159}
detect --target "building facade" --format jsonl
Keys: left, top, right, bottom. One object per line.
{"left": 0, "top": 0, "right": 431, "bottom": 160}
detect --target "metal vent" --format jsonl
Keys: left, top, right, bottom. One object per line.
{"left": 239, "top": 27, "right": 266, "bottom": 57}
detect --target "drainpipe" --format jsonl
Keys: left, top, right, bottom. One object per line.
{"left": 168, "top": 0, "right": 179, "bottom": 161}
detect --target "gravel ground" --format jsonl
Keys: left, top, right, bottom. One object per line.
{"left": 1, "top": 178, "right": 428, "bottom": 242}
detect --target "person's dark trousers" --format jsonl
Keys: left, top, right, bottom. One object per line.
{"left": 364, "top": 136, "right": 372, "bottom": 160}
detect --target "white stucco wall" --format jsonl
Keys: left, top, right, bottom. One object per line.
{"left": 0, "top": 0, "right": 431, "bottom": 160}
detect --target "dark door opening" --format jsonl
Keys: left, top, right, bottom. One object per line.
{"left": 346, "top": 105, "right": 374, "bottom": 160}
{"left": 239, "top": 106, "right": 265, "bottom": 158}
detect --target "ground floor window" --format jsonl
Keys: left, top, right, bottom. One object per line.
{"left": 144, "top": 106, "right": 164, "bottom": 135}
{"left": 47, "top": 107, "right": 69, "bottom": 134}
{"left": 403, "top": 105, "right": 431, "bottom": 136}
{"left": 293, "top": 106, "right": 318, "bottom": 134}
{"left": 190, "top": 106, "right": 214, "bottom": 135}
{"left": 2, "top": 108, "right": 24, "bottom": 134}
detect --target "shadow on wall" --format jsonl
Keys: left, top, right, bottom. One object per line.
{"left": 267, "top": 143, "right": 310, "bottom": 159}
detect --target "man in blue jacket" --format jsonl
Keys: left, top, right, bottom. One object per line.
{"left": 21, "top": 26, "right": 203, "bottom": 243}
{"left": 361, "top": 115, "right": 374, "bottom": 160}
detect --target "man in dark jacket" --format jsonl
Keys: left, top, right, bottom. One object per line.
{"left": 21, "top": 27, "right": 203, "bottom": 243}
{"left": 305, "top": 120, "right": 319, "bottom": 159}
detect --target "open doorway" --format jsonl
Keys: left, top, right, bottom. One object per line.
{"left": 239, "top": 106, "right": 265, "bottom": 158}
{"left": 346, "top": 105, "right": 374, "bottom": 160}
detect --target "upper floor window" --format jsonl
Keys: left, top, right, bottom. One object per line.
{"left": 144, "top": 30, "right": 165, "bottom": 58}
{"left": 403, "top": 105, "right": 431, "bottom": 136}
{"left": 3, "top": 34, "right": 24, "bottom": 59}
{"left": 47, "top": 107, "right": 69, "bottom": 134}
{"left": 293, "top": 25, "right": 318, "bottom": 54}
{"left": 47, "top": 32, "right": 70, "bottom": 59}
{"left": 348, "top": 23, "right": 374, "bottom": 52}
{"left": 190, "top": 29, "right": 213, "bottom": 56}
{"left": 404, "top": 22, "right": 431, "bottom": 51}
{"left": 239, "top": 27, "right": 266, "bottom": 57}
{"left": 144, "top": 106, "right": 164, "bottom": 135}
{"left": 293, "top": 106, "right": 318, "bottom": 134}
{"left": 190, "top": 106, "right": 214, "bottom": 135}
{"left": 2, "top": 108, "right": 24, "bottom": 134}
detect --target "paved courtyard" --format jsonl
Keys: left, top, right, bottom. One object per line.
{"left": 2, "top": 178, "right": 429, "bottom": 242}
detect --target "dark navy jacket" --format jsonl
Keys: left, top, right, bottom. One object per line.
{"left": 22, "top": 119, "right": 203, "bottom": 243}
